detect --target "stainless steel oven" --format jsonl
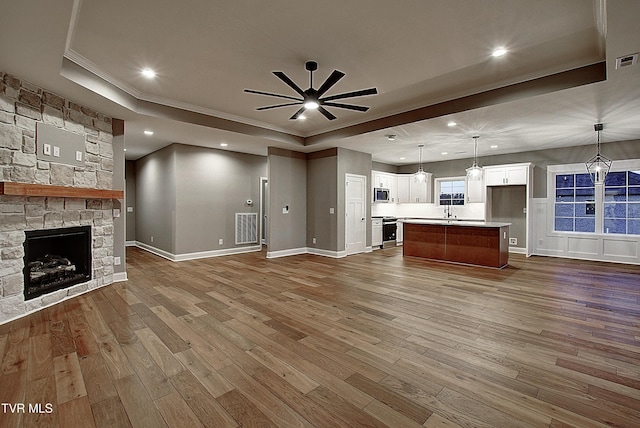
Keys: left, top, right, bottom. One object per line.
{"left": 382, "top": 217, "right": 397, "bottom": 248}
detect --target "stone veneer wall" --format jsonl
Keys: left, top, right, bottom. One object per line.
{"left": 0, "top": 72, "right": 116, "bottom": 324}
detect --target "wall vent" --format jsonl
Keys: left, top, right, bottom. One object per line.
{"left": 235, "top": 213, "right": 258, "bottom": 245}
{"left": 615, "top": 53, "right": 638, "bottom": 69}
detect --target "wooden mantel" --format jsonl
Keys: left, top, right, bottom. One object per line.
{"left": 0, "top": 182, "right": 124, "bottom": 199}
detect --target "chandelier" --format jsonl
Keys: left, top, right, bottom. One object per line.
{"left": 414, "top": 144, "right": 428, "bottom": 183}
{"left": 466, "top": 136, "right": 483, "bottom": 181}
{"left": 585, "top": 123, "right": 611, "bottom": 185}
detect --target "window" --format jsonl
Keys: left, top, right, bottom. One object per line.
{"left": 553, "top": 168, "right": 640, "bottom": 236}
{"left": 438, "top": 179, "right": 465, "bottom": 205}
{"left": 554, "top": 173, "right": 595, "bottom": 232}
{"left": 604, "top": 171, "right": 640, "bottom": 235}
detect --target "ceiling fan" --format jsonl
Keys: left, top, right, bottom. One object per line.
{"left": 244, "top": 61, "right": 377, "bottom": 120}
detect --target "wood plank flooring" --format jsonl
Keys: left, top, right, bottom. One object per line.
{"left": 2, "top": 246, "right": 640, "bottom": 427}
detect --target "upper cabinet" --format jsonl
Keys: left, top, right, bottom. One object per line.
{"left": 484, "top": 164, "right": 530, "bottom": 186}
{"left": 397, "top": 173, "right": 432, "bottom": 203}
{"left": 372, "top": 171, "right": 397, "bottom": 202}
{"left": 466, "top": 178, "right": 485, "bottom": 203}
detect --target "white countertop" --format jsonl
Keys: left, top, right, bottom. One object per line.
{"left": 401, "top": 219, "right": 510, "bottom": 228}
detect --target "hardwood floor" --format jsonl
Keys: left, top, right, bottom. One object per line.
{"left": 2, "top": 246, "right": 640, "bottom": 427}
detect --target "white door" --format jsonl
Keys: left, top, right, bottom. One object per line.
{"left": 346, "top": 174, "right": 367, "bottom": 255}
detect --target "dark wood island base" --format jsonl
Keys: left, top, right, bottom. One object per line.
{"left": 403, "top": 220, "right": 510, "bottom": 268}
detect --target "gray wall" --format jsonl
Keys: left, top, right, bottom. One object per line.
{"left": 397, "top": 139, "right": 640, "bottom": 198}
{"left": 490, "top": 185, "right": 527, "bottom": 249}
{"left": 337, "top": 148, "right": 373, "bottom": 250}
{"left": 125, "top": 160, "right": 136, "bottom": 243}
{"left": 173, "top": 144, "right": 266, "bottom": 254}
{"left": 112, "top": 130, "right": 126, "bottom": 275}
{"left": 307, "top": 149, "right": 338, "bottom": 251}
{"left": 267, "top": 148, "right": 307, "bottom": 253}
{"left": 135, "top": 144, "right": 177, "bottom": 254}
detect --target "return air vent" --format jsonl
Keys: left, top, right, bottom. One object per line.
{"left": 235, "top": 213, "right": 258, "bottom": 245}
{"left": 615, "top": 53, "right": 638, "bottom": 69}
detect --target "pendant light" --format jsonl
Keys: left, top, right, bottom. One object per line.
{"left": 466, "top": 135, "right": 483, "bottom": 181}
{"left": 585, "top": 123, "right": 611, "bottom": 185}
{"left": 414, "top": 144, "right": 428, "bottom": 183}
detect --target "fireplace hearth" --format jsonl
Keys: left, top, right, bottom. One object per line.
{"left": 23, "top": 226, "right": 92, "bottom": 301}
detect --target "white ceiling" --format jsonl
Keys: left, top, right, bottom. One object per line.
{"left": 1, "top": 0, "right": 639, "bottom": 165}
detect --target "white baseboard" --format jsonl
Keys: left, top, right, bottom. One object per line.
{"left": 266, "top": 247, "right": 308, "bottom": 259}
{"left": 134, "top": 241, "right": 262, "bottom": 262}
{"left": 125, "top": 240, "right": 136, "bottom": 247}
{"left": 113, "top": 272, "right": 128, "bottom": 282}
{"left": 307, "top": 247, "right": 348, "bottom": 258}
{"left": 509, "top": 247, "right": 527, "bottom": 255}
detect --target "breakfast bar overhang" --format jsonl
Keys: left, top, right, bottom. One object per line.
{"left": 402, "top": 220, "right": 511, "bottom": 269}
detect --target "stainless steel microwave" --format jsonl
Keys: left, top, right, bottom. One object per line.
{"left": 373, "top": 188, "right": 390, "bottom": 202}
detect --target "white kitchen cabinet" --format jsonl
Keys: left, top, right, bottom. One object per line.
{"left": 396, "top": 175, "right": 411, "bottom": 203}
{"left": 484, "top": 164, "right": 529, "bottom": 186}
{"left": 466, "top": 177, "right": 485, "bottom": 203}
{"left": 409, "top": 174, "right": 432, "bottom": 203}
{"left": 397, "top": 173, "right": 432, "bottom": 203}
{"left": 372, "top": 171, "right": 398, "bottom": 202}
{"left": 372, "top": 218, "right": 383, "bottom": 247}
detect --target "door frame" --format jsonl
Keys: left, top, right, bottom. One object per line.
{"left": 345, "top": 173, "right": 367, "bottom": 255}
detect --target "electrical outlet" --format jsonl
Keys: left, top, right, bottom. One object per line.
{"left": 509, "top": 237, "right": 517, "bottom": 245}
{"left": 114, "top": 256, "right": 121, "bottom": 266}
{"left": 150, "top": 236, "right": 154, "bottom": 243}
{"left": 76, "top": 151, "right": 83, "bottom": 162}
{"left": 218, "top": 238, "right": 223, "bottom": 245}
{"left": 312, "top": 237, "right": 316, "bottom": 244}
{"left": 43, "top": 144, "right": 51, "bottom": 155}
{"left": 53, "top": 146, "right": 60, "bottom": 157}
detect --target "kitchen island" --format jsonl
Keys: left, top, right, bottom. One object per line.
{"left": 402, "top": 219, "right": 510, "bottom": 268}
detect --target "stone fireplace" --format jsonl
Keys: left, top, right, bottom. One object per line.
{"left": 1, "top": 71, "right": 120, "bottom": 324}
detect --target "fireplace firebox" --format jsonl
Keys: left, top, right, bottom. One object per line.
{"left": 23, "top": 226, "right": 92, "bottom": 300}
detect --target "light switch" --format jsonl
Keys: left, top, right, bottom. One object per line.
{"left": 53, "top": 146, "right": 60, "bottom": 157}
{"left": 43, "top": 144, "right": 51, "bottom": 155}
{"left": 329, "top": 207, "right": 335, "bottom": 214}
{"left": 113, "top": 208, "right": 121, "bottom": 218}
{"left": 127, "top": 207, "right": 134, "bottom": 213}
{"left": 76, "top": 151, "right": 83, "bottom": 162}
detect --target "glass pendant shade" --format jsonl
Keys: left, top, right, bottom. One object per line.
{"left": 414, "top": 144, "right": 428, "bottom": 183}
{"left": 466, "top": 136, "right": 483, "bottom": 181}
{"left": 585, "top": 124, "right": 611, "bottom": 185}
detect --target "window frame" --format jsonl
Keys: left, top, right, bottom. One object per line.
{"left": 548, "top": 160, "right": 640, "bottom": 236}
{"left": 435, "top": 176, "right": 466, "bottom": 207}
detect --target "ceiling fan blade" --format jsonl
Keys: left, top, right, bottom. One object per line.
{"left": 321, "top": 87, "right": 378, "bottom": 102}
{"left": 244, "top": 89, "right": 302, "bottom": 102}
{"left": 289, "top": 107, "right": 306, "bottom": 120}
{"left": 322, "top": 102, "right": 369, "bottom": 112}
{"left": 318, "top": 106, "right": 337, "bottom": 120}
{"left": 256, "top": 102, "right": 303, "bottom": 111}
{"left": 273, "top": 71, "right": 306, "bottom": 97}
{"left": 316, "top": 70, "right": 345, "bottom": 97}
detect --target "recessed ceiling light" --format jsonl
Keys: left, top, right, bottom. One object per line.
{"left": 492, "top": 47, "right": 508, "bottom": 57}
{"left": 447, "top": 121, "right": 457, "bottom": 127}
{"left": 124, "top": 148, "right": 127, "bottom": 152}
{"left": 298, "top": 115, "right": 307, "bottom": 120}
{"left": 441, "top": 152, "right": 448, "bottom": 155}
{"left": 400, "top": 157, "right": 406, "bottom": 160}
{"left": 490, "top": 145, "right": 498, "bottom": 149}
{"left": 143, "top": 130, "right": 154, "bottom": 136}
{"left": 220, "top": 143, "right": 228, "bottom": 147}
{"left": 141, "top": 68, "right": 156, "bottom": 79}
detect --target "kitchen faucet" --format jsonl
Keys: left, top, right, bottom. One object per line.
{"left": 444, "top": 204, "right": 456, "bottom": 219}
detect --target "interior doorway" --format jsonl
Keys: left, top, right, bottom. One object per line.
{"left": 345, "top": 173, "right": 367, "bottom": 255}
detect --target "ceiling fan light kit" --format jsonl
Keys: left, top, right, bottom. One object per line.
{"left": 245, "top": 60, "right": 377, "bottom": 120}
